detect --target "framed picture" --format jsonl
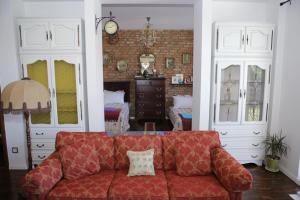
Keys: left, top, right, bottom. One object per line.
{"left": 171, "top": 76, "right": 179, "bottom": 84}
{"left": 117, "top": 60, "right": 128, "bottom": 72}
{"left": 182, "top": 53, "right": 191, "bottom": 65}
{"left": 103, "top": 52, "right": 113, "bottom": 66}
{"left": 176, "top": 74, "right": 184, "bottom": 84}
{"left": 166, "top": 57, "right": 175, "bottom": 69}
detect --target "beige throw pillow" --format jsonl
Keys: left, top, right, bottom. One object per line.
{"left": 127, "top": 149, "right": 155, "bottom": 176}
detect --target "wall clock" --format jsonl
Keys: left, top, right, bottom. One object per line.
{"left": 104, "top": 20, "right": 119, "bottom": 35}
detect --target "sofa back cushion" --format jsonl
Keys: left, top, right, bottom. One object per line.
{"left": 162, "top": 131, "right": 221, "bottom": 170}
{"left": 55, "top": 132, "right": 114, "bottom": 170}
{"left": 114, "top": 135, "right": 163, "bottom": 170}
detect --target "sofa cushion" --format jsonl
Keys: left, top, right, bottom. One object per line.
{"left": 47, "top": 170, "right": 114, "bottom": 200}
{"left": 175, "top": 139, "right": 211, "bottom": 176}
{"left": 127, "top": 149, "right": 155, "bottom": 176}
{"left": 114, "top": 135, "right": 163, "bottom": 170}
{"left": 166, "top": 170, "right": 229, "bottom": 200}
{"left": 59, "top": 141, "right": 100, "bottom": 180}
{"left": 109, "top": 169, "right": 169, "bottom": 200}
{"left": 56, "top": 131, "right": 115, "bottom": 170}
{"left": 162, "top": 131, "right": 221, "bottom": 170}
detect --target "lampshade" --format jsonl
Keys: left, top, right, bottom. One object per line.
{"left": 0, "top": 78, "right": 51, "bottom": 113}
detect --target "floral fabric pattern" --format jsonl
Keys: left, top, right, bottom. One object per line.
{"left": 114, "top": 135, "right": 163, "bottom": 169}
{"left": 109, "top": 169, "right": 169, "bottom": 200}
{"left": 162, "top": 131, "right": 221, "bottom": 170}
{"left": 166, "top": 170, "right": 230, "bottom": 200}
{"left": 47, "top": 170, "right": 114, "bottom": 200}
{"left": 175, "top": 139, "right": 211, "bottom": 176}
{"left": 59, "top": 141, "right": 100, "bottom": 180}
{"left": 56, "top": 131, "right": 115, "bottom": 170}
{"left": 212, "top": 147, "right": 253, "bottom": 192}
{"left": 127, "top": 149, "right": 155, "bottom": 176}
{"left": 21, "top": 152, "right": 63, "bottom": 200}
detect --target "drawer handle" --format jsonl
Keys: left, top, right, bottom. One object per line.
{"left": 253, "top": 131, "right": 261, "bottom": 135}
{"left": 251, "top": 155, "right": 258, "bottom": 158}
{"left": 38, "top": 155, "right": 46, "bottom": 159}
{"left": 155, "top": 94, "right": 162, "bottom": 98}
{"left": 222, "top": 144, "right": 227, "bottom": 148}
{"left": 252, "top": 143, "right": 260, "bottom": 147}
{"left": 36, "top": 144, "right": 45, "bottom": 148}
{"left": 35, "top": 132, "right": 44, "bottom": 136}
{"left": 156, "top": 111, "right": 162, "bottom": 115}
{"left": 156, "top": 103, "right": 162, "bottom": 107}
{"left": 220, "top": 132, "right": 228, "bottom": 136}
{"left": 156, "top": 87, "right": 162, "bottom": 91}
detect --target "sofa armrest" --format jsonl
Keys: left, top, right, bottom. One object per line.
{"left": 211, "top": 148, "right": 253, "bottom": 192}
{"left": 21, "top": 152, "right": 63, "bottom": 199}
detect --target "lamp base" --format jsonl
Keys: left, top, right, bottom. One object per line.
{"left": 24, "top": 112, "right": 32, "bottom": 170}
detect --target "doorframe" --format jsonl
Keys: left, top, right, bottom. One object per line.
{"left": 0, "top": 87, "right": 9, "bottom": 169}
{"left": 84, "top": 0, "right": 213, "bottom": 131}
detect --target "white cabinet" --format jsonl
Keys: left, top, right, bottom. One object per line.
{"left": 214, "top": 23, "right": 274, "bottom": 56}
{"left": 18, "top": 19, "right": 82, "bottom": 52}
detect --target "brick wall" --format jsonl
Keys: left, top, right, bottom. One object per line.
{"left": 103, "top": 30, "right": 193, "bottom": 117}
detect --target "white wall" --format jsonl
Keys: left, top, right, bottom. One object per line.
{"left": 275, "top": 0, "right": 300, "bottom": 185}
{"left": 24, "top": 1, "right": 84, "bottom": 18}
{"left": 102, "top": 5, "right": 193, "bottom": 30}
{"left": 0, "top": 0, "right": 28, "bottom": 169}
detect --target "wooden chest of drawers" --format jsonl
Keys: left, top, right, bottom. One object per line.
{"left": 135, "top": 78, "right": 165, "bottom": 120}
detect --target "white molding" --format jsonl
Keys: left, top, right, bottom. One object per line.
{"left": 280, "top": 164, "right": 300, "bottom": 186}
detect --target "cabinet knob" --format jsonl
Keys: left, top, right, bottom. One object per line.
{"left": 251, "top": 155, "right": 258, "bottom": 158}
{"left": 35, "top": 132, "right": 44, "bottom": 136}
{"left": 252, "top": 143, "right": 260, "bottom": 147}
{"left": 220, "top": 131, "right": 228, "bottom": 136}
{"left": 253, "top": 131, "right": 261, "bottom": 135}
{"left": 222, "top": 144, "right": 227, "bottom": 148}
{"left": 38, "top": 155, "right": 46, "bottom": 159}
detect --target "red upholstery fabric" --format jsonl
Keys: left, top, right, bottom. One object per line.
{"left": 47, "top": 170, "right": 114, "bottom": 200}
{"left": 109, "top": 169, "right": 169, "bottom": 200}
{"left": 212, "top": 148, "right": 253, "bottom": 192}
{"left": 162, "top": 131, "right": 221, "bottom": 170}
{"left": 114, "top": 135, "right": 163, "bottom": 170}
{"left": 56, "top": 132, "right": 114, "bottom": 170}
{"left": 59, "top": 141, "right": 100, "bottom": 180}
{"left": 175, "top": 139, "right": 211, "bottom": 176}
{"left": 21, "top": 153, "right": 63, "bottom": 200}
{"left": 166, "top": 170, "right": 230, "bottom": 200}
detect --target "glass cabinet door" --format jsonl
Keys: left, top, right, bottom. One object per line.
{"left": 53, "top": 58, "right": 79, "bottom": 125}
{"left": 243, "top": 62, "right": 269, "bottom": 123}
{"left": 216, "top": 61, "right": 243, "bottom": 124}
{"left": 24, "top": 57, "right": 52, "bottom": 125}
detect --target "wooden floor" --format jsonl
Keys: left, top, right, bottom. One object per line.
{"left": 0, "top": 165, "right": 299, "bottom": 200}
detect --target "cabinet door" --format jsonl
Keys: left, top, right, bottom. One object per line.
{"left": 21, "top": 55, "right": 53, "bottom": 126}
{"left": 215, "top": 60, "right": 244, "bottom": 125}
{"left": 18, "top": 21, "right": 50, "bottom": 50}
{"left": 216, "top": 25, "right": 245, "bottom": 54}
{"left": 242, "top": 61, "right": 270, "bottom": 124}
{"left": 50, "top": 21, "right": 80, "bottom": 50}
{"left": 51, "top": 56, "right": 82, "bottom": 127}
{"left": 245, "top": 26, "right": 273, "bottom": 53}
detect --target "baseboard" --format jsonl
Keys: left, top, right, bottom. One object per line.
{"left": 279, "top": 164, "right": 300, "bottom": 186}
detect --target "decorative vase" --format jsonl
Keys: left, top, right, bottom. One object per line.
{"left": 265, "top": 156, "right": 280, "bottom": 172}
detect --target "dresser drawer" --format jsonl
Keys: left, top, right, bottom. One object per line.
{"left": 136, "top": 80, "right": 164, "bottom": 86}
{"left": 136, "top": 85, "right": 164, "bottom": 93}
{"left": 136, "top": 93, "right": 164, "bottom": 100}
{"left": 30, "top": 128, "right": 58, "bottom": 139}
{"left": 32, "top": 139, "right": 55, "bottom": 150}
{"left": 136, "top": 102, "right": 164, "bottom": 109}
{"left": 226, "top": 148, "right": 265, "bottom": 162}
{"left": 32, "top": 150, "right": 54, "bottom": 161}
{"left": 221, "top": 137, "right": 265, "bottom": 149}
{"left": 214, "top": 128, "right": 266, "bottom": 137}
{"left": 136, "top": 110, "right": 164, "bottom": 119}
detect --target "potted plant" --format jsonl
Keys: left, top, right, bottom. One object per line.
{"left": 263, "top": 131, "right": 288, "bottom": 172}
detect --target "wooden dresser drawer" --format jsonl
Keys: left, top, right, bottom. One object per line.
{"left": 136, "top": 110, "right": 164, "bottom": 119}
{"left": 136, "top": 102, "right": 164, "bottom": 109}
{"left": 136, "top": 79, "right": 165, "bottom": 86}
{"left": 136, "top": 92, "right": 164, "bottom": 101}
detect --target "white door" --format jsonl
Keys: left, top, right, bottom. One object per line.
{"left": 245, "top": 26, "right": 273, "bottom": 53}
{"left": 241, "top": 60, "right": 270, "bottom": 124}
{"left": 50, "top": 56, "right": 82, "bottom": 127}
{"left": 50, "top": 21, "right": 80, "bottom": 50}
{"left": 21, "top": 55, "right": 54, "bottom": 127}
{"left": 214, "top": 60, "right": 244, "bottom": 125}
{"left": 18, "top": 21, "right": 50, "bottom": 50}
{"left": 216, "top": 25, "right": 245, "bottom": 54}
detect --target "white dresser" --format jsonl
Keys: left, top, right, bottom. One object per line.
{"left": 17, "top": 18, "right": 87, "bottom": 167}
{"left": 210, "top": 22, "right": 274, "bottom": 165}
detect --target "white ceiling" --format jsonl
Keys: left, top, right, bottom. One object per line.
{"left": 102, "top": 5, "right": 194, "bottom": 30}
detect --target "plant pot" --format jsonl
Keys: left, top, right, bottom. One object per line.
{"left": 265, "top": 156, "right": 280, "bottom": 172}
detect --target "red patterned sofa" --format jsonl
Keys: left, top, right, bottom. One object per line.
{"left": 21, "top": 131, "right": 253, "bottom": 200}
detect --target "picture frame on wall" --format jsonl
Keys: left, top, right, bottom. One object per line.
{"left": 166, "top": 57, "right": 175, "bottom": 69}
{"left": 171, "top": 76, "right": 179, "bottom": 84}
{"left": 182, "top": 53, "right": 191, "bottom": 65}
{"left": 103, "top": 52, "right": 113, "bottom": 66}
{"left": 176, "top": 74, "right": 184, "bottom": 84}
